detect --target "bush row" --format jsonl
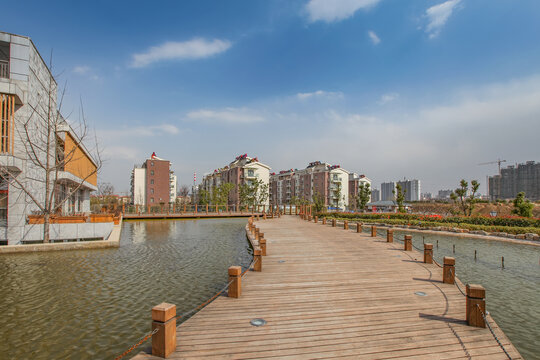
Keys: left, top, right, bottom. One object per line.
{"left": 320, "top": 212, "right": 540, "bottom": 228}
{"left": 324, "top": 216, "right": 540, "bottom": 236}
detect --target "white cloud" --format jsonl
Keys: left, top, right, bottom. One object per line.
{"left": 73, "top": 65, "right": 90, "bottom": 74}
{"left": 378, "top": 92, "right": 399, "bottom": 104}
{"left": 102, "top": 146, "right": 140, "bottom": 161}
{"left": 425, "top": 0, "right": 462, "bottom": 39}
{"left": 186, "top": 107, "right": 265, "bottom": 124}
{"left": 99, "top": 124, "right": 180, "bottom": 139}
{"left": 368, "top": 30, "right": 381, "bottom": 45}
{"left": 305, "top": 0, "right": 382, "bottom": 23}
{"left": 131, "top": 38, "right": 232, "bottom": 68}
{"left": 296, "top": 90, "right": 344, "bottom": 100}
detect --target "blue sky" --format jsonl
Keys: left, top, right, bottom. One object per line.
{"left": 4, "top": 0, "right": 540, "bottom": 195}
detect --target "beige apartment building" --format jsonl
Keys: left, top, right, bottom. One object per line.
{"left": 269, "top": 161, "right": 352, "bottom": 210}
{"left": 200, "top": 154, "right": 271, "bottom": 207}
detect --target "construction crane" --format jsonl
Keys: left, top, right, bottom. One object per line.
{"left": 479, "top": 158, "right": 507, "bottom": 175}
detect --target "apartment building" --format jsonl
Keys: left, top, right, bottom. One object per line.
{"left": 381, "top": 179, "right": 421, "bottom": 201}
{"left": 0, "top": 31, "right": 102, "bottom": 245}
{"left": 348, "top": 173, "right": 372, "bottom": 209}
{"left": 488, "top": 161, "right": 540, "bottom": 201}
{"left": 371, "top": 189, "right": 380, "bottom": 202}
{"left": 269, "top": 161, "right": 350, "bottom": 209}
{"left": 200, "top": 154, "right": 271, "bottom": 206}
{"left": 131, "top": 152, "right": 177, "bottom": 206}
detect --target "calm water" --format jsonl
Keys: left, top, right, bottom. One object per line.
{"left": 371, "top": 227, "right": 540, "bottom": 360}
{"left": 0, "top": 218, "right": 252, "bottom": 360}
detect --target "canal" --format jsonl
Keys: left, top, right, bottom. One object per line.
{"left": 377, "top": 228, "right": 540, "bottom": 360}
{"left": 0, "top": 218, "right": 253, "bottom": 360}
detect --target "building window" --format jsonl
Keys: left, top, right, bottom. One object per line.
{"left": 151, "top": 161, "right": 154, "bottom": 166}
{"left": 333, "top": 174, "right": 338, "bottom": 181}
{"left": 150, "top": 188, "right": 154, "bottom": 194}
{"left": 0, "top": 41, "right": 9, "bottom": 79}
{"left": 248, "top": 169, "right": 254, "bottom": 177}
{"left": 150, "top": 179, "right": 154, "bottom": 185}
{"left": 151, "top": 170, "right": 154, "bottom": 176}
{"left": 150, "top": 198, "right": 154, "bottom": 203}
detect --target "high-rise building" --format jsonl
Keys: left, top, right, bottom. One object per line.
{"left": 381, "top": 182, "right": 396, "bottom": 201}
{"left": 437, "top": 189, "right": 453, "bottom": 199}
{"left": 269, "top": 161, "right": 350, "bottom": 209}
{"left": 488, "top": 161, "right": 540, "bottom": 201}
{"left": 397, "top": 179, "right": 421, "bottom": 202}
{"left": 200, "top": 154, "right": 271, "bottom": 206}
{"left": 131, "top": 153, "right": 177, "bottom": 206}
{"left": 371, "top": 189, "right": 380, "bottom": 202}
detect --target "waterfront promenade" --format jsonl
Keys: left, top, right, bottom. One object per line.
{"left": 133, "top": 215, "right": 521, "bottom": 359}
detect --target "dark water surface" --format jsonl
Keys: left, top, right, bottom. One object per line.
{"left": 0, "top": 218, "right": 252, "bottom": 360}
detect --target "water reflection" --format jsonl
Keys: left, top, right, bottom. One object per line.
{"left": 0, "top": 218, "right": 252, "bottom": 360}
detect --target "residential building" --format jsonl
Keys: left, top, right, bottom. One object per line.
{"left": 421, "top": 193, "right": 433, "bottom": 200}
{"left": 269, "top": 161, "right": 350, "bottom": 209}
{"left": 348, "top": 173, "right": 372, "bottom": 209}
{"left": 488, "top": 161, "right": 540, "bottom": 201}
{"left": 131, "top": 152, "right": 176, "bottom": 206}
{"left": 366, "top": 200, "right": 411, "bottom": 213}
{"left": 437, "top": 189, "right": 453, "bottom": 200}
{"left": 371, "top": 189, "right": 380, "bottom": 202}
{"left": 397, "top": 179, "right": 421, "bottom": 202}
{"left": 381, "top": 182, "right": 396, "bottom": 201}
{"left": 200, "top": 154, "right": 271, "bottom": 206}
{"left": 0, "top": 31, "right": 102, "bottom": 245}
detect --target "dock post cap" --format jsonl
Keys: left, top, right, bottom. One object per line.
{"left": 152, "top": 303, "right": 176, "bottom": 322}
{"left": 254, "top": 249, "right": 262, "bottom": 255}
{"left": 404, "top": 235, "right": 412, "bottom": 240}
{"left": 424, "top": 243, "right": 433, "bottom": 249}
{"left": 228, "top": 266, "right": 242, "bottom": 276}
{"left": 466, "top": 284, "right": 486, "bottom": 298}
{"left": 443, "top": 257, "right": 456, "bottom": 266}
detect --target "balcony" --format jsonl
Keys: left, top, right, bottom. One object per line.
{"left": 0, "top": 60, "right": 8, "bottom": 79}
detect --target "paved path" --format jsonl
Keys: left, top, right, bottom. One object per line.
{"left": 134, "top": 216, "right": 521, "bottom": 359}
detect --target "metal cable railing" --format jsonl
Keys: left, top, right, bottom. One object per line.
{"left": 476, "top": 304, "right": 512, "bottom": 360}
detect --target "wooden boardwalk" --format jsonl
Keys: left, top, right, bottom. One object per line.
{"left": 134, "top": 216, "right": 521, "bottom": 359}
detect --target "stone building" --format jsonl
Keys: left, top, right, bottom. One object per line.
{"left": 0, "top": 31, "right": 103, "bottom": 245}
{"left": 488, "top": 161, "right": 540, "bottom": 201}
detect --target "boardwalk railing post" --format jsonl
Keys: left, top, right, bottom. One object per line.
{"left": 322, "top": 217, "right": 327, "bottom": 225}
{"left": 404, "top": 235, "right": 412, "bottom": 251}
{"left": 344, "top": 220, "right": 348, "bottom": 230}
{"left": 332, "top": 219, "right": 336, "bottom": 227}
{"left": 254, "top": 249, "right": 262, "bottom": 272}
{"left": 443, "top": 257, "right": 455, "bottom": 284}
{"left": 308, "top": 214, "right": 312, "bottom": 221}
{"left": 258, "top": 232, "right": 264, "bottom": 243}
{"left": 424, "top": 243, "right": 433, "bottom": 264}
{"left": 466, "top": 284, "right": 486, "bottom": 328}
{"left": 228, "top": 266, "right": 242, "bottom": 298}
{"left": 152, "top": 303, "right": 176, "bottom": 358}
{"left": 263, "top": 213, "right": 267, "bottom": 220}
{"left": 357, "top": 223, "right": 362, "bottom": 233}
{"left": 314, "top": 216, "right": 318, "bottom": 223}
{"left": 371, "top": 225, "right": 377, "bottom": 237}
{"left": 255, "top": 228, "right": 260, "bottom": 241}
{"left": 260, "top": 238, "right": 267, "bottom": 256}
{"left": 387, "top": 229, "right": 393, "bottom": 242}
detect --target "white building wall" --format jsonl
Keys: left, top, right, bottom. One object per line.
{"left": 132, "top": 168, "right": 146, "bottom": 206}
{"left": 169, "top": 174, "right": 177, "bottom": 203}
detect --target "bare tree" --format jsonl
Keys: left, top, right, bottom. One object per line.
{"left": 0, "top": 62, "right": 102, "bottom": 243}
{"left": 178, "top": 185, "right": 189, "bottom": 197}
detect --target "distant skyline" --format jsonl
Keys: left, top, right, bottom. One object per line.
{"left": 3, "top": 0, "right": 540, "bottom": 195}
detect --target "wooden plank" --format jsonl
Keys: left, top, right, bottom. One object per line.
{"left": 132, "top": 216, "right": 522, "bottom": 360}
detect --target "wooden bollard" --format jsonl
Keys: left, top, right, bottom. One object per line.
{"left": 314, "top": 216, "right": 318, "bottom": 223}
{"left": 228, "top": 266, "right": 242, "bottom": 298}
{"left": 466, "top": 284, "right": 486, "bottom": 328}
{"left": 424, "top": 243, "right": 433, "bottom": 264}
{"left": 254, "top": 249, "right": 262, "bottom": 272}
{"left": 255, "top": 228, "right": 260, "bottom": 240}
{"left": 263, "top": 213, "right": 267, "bottom": 220}
{"left": 404, "top": 235, "right": 412, "bottom": 251}
{"left": 371, "top": 225, "right": 377, "bottom": 237}
{"left": 260, "top": 238, "right": 267, "bottom": 256}
{"left": 151, "top": 303, "right": 177, "bottom": 358}
{"left": 256, "top": 214, "right": 259, "bottom": 221}
{"left": 332, "top": 219, "right": 336, "bottom": 227}
{"left": 322, "top": 217, "right": 326, "bottom": 225}
{"left": 387, "top": 229, "right": 393, "bottom": 242}
{"left": 308, "top": 215, "right": 312, "bottom": 221}
{"left": 258, "top": 232, "right": 264, "bottom": 243}
{"left": 357, "top": 223, "right": 362, "bottom": 233}
{"left": 344, "top": 220, "right": 348, "bottom": 230}
{"left": 443, "top": 257, "right": 455, "bottom": 284}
